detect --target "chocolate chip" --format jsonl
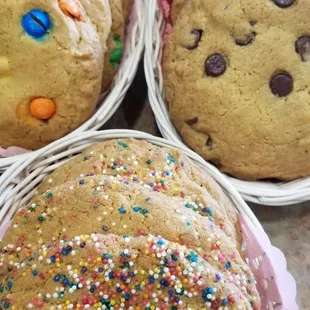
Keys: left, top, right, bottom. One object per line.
{"left": 186, "top": 117, "right": 199, "bottom": 126}
{"left": 295, "top": 36, "right": 310, "bottom": 61}
{"left": 272, "top": 0, "right": 295, "bottom": 8}
{"left": 249, "top": 20, "right": 257, "bottom": 26}
{"left": 235, "top": 32, "right": 256, "bottom": 46}
{"left": 206, "top": 136, "right": 212, "bottom": 148}
{"left": 205, "top": 54, "right": 227, "bottom": 77}
{"left": 269, "top": 72, "right": 293, "bottom": 97}
{"left": 184, "top": 29, "right": 203, "bottom": 50}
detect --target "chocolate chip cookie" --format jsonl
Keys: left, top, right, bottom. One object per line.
{"left": 164, "top": 0, "right": 310, "bottom": 180}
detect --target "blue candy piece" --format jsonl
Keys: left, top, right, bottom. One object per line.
{"left": 22, "top": 9, "right": 51, "bottom": 39}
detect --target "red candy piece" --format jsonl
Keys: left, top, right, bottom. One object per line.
{"left": 228, "top": 295, "right": 235, "bottom": 304}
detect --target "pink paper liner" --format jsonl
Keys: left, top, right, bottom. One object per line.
{"left": 158, "top": 0, "right": 173, "bottom": 46}
{"left": 0, "top": 147, "right": 31, "bottom": 157}
{"left": 239, "top": 215, "right": 298, "bottom": 309}
{"left": 0, "top": 214, "right": 298, "bottom": 309}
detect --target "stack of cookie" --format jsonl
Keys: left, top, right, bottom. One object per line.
{"left": 0, "top": 0, "right": 132, "bottom": 151}
{"left": 0, "top": 139, "right": 260, "bottom": 309}
{"left": 164, "top": 0, "right": 310, "bottom": 181}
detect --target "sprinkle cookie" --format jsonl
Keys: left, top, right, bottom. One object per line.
{"left": 35, "top": 139, "right": 241, "bottom": 245}
{"left": 164, "top": 0, "right": 310, "bottom": 180}
{"left": 0, "top": 176, "right": 260, "bottom": 308}
{"left": 0, "top": 234, "right": 257, "bottom": 309}
{"left": 0, "top": 0, "right": 108, "bottom": 150}
{"left": 0, "top": 139, "right": 261, "bottom": 308}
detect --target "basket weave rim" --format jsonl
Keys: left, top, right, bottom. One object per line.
{"left": 0, "top": 129, "right": 262, "bottom": 230}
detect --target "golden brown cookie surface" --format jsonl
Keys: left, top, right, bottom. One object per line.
{"left": 0, "top": 233, "right": 257, "bottom": 309}
{"left": 36, "top": 138, "right": 240, "bottom": 244}
{"left": 0, "top": 177, "right": 259, "bottom": 309}
{"left": 0, "top": 139, "right": 261, "bottom": 308}
{"left": 101, "top": 0, "right": 126, "bottom": 92}
{"left": 164, "top": 0, "right": 310, "bottom": 180}
{"left": 0, "top": 0, "right": 108, "bottom": 150}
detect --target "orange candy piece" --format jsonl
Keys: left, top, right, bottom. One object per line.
{"left": 59, "top": 0, "right": 82, "bottom": 21}
{"left": 29, "top": 98, "right": 56, "bottom": 120}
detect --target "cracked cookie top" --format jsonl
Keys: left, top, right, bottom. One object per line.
{"left": 164, "top": 0, "right": 310, "bottom": 180}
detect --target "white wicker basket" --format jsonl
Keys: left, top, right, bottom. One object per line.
{"left": 144, "top": 0, "right": 310, "bottom": 206}
{"left": 0, "top": 130, "right": 298, "bottom": 309}
{"left": 0, "top": 0, "right": 145, "bottom": 171}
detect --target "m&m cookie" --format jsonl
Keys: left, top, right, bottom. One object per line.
{"left": 0, "top": 0, "right": 111, "bottom": 150}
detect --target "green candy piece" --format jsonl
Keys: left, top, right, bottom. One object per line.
{"left": 110, "top": 49, "right": 123, "bottom": 63}
{"left": 109, "top": 36, "right": 123, "bottom": 68}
